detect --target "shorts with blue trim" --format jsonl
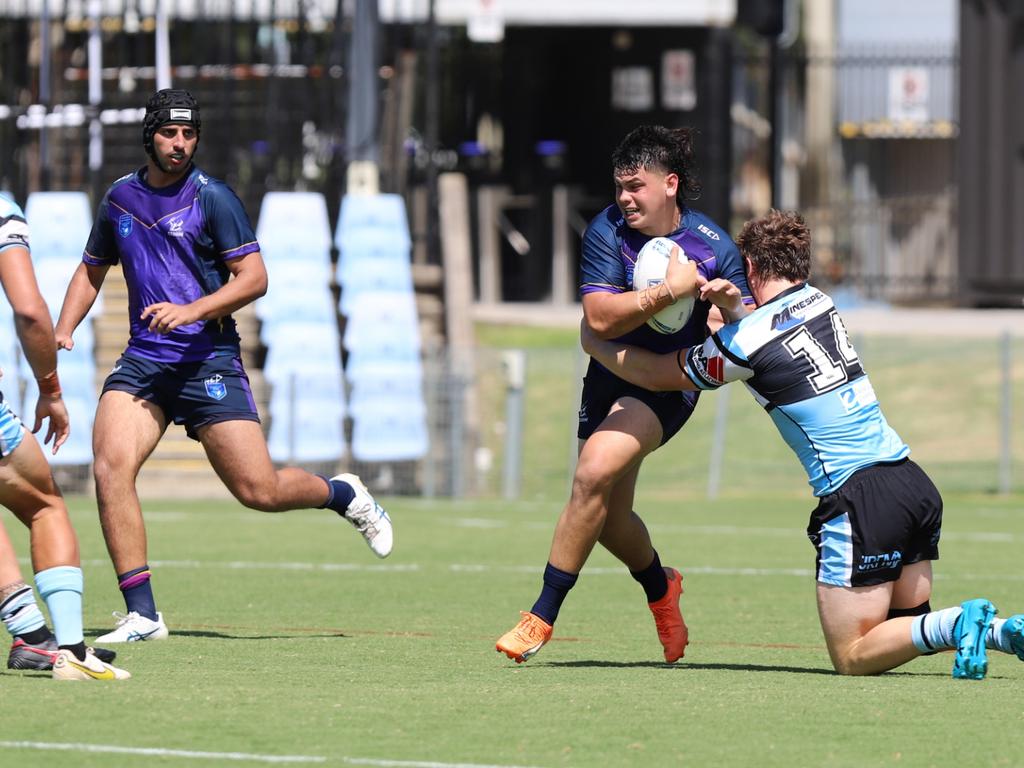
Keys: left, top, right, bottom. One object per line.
{"left": 806, "top": 459, "right": 942, "bottom": 588}
{"left": 102, "top": 353, "right": 260, "bottom": 441}
{"left": 577, "top": 358, "right": 699, "bottom": 446}
{"left": 0, "top": 393, "right": 25, "bottom": 457}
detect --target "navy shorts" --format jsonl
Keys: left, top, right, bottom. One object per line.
{"left": 102, "top": 353, "right": 260, "bottom": 440}
{"left": 806, "top": 459, "right": 942, "bottom": 588}
{"left": 577, "top": 358, "right": 699, "bottom": 445}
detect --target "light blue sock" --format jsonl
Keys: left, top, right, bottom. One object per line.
{"left": 0, "top": 584, "right": 46, "bottom": 638}
{"left": 911, "top": 607, "right": 962, "bottom": 653}
{"left": 35, "top": 566, "right": 84, "bottom": 647}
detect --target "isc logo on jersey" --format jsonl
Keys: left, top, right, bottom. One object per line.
{"left": 696, "top": 223, "right": 720, "bottom": 241}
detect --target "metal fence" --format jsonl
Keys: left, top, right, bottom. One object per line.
{"left": 733, "top": 41, "right": 959, "bottom": 304}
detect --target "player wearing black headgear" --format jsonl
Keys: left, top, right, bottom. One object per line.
{"left": 142, "top": 89, "right": 201, "bottom": 172}
{"left": 51, "top": 85, "right": 394, "bottom": 647}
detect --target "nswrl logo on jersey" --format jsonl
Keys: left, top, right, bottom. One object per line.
{"left": 118, "top": 214, "right": 133, "bottom": 238}
{"left": 204, "top": 374, "right": 227, "bottom": 400}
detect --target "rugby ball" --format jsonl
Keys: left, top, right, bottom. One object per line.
{"left": 633, "top": 236, "right": 695, "bottom": 334}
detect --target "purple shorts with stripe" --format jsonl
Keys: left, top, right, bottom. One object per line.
{"left": 102, "top": 352, "right": 259, "bottom": 440}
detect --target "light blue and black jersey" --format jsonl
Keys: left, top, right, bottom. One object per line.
{"left": 84, "top": 165, "right": 260, "bottom": 363}
{"left": 683, "top": 283, "right": 909, "bottom": 496}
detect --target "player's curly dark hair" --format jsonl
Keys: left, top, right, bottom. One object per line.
{"left": 611, "top": 125, "right": 702, "bottom": 205}
{"left": 736, "top": 209, "right": 812, "bottom": 283}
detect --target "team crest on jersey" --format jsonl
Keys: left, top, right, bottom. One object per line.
{"left": 689, "top": 346, "right": 725, "bottom": 385}
{"left": 167, "top": 217, "right": 185, "bottom": 237}
{"left": 118, "top": 214, "right": 133, "bottom": 238}
{"left": 204, "top": 374, "right": 227, "bottom": 400}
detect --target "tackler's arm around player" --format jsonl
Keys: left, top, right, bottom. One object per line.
{"left": 580, "top": 321, "right": 699, "bottom": 393}
{"left": 141, "top": 250, "right": 268, "bottom": 334}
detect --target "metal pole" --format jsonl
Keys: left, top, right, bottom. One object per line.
{"left": 39, "top": 0, "right": 51, "bottom": 190}
{"left": 87, "top": 0, "right": 103, "bottom": 203}
{"left": 425, "top": 0, "right": 440, "bottom": 264}
{"left": 502, "top": 350, "right": 526, "bottom": 499}
{"left": 448, "top": 371, "right": 465, "bottom": 497}
{"left": 707, "top": 386, "right": 731, "bottom": 500}
{"left": 999, "top": 330, "right": 1012, "bottom": 495}
{"left": 155, "top": 0, "right": 171, "bottom": 89}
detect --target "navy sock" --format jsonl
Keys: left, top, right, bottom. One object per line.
{"left": 318, "top": 475, "right": 356, "bottom": 514}
{"left": 630, "top": 550, "right": 668, "bottom": 603}
{"left": 530, "top": 563, "right": 579, "bottom": 626}
{"left": 117, "top": 565, "right": 158, "bottom": 621}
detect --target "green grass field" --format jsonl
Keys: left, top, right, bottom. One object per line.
{"left": 2, "top": 324, "right": 1022, "bottom": 766}
{"left": 3, "top": 489, "right": 1024, "bottom": 768}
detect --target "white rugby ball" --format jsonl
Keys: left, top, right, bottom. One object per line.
{"left": 632, "top": 236, "right": 695, "bottom": 334}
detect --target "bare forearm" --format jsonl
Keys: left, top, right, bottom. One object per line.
{"left": 56, "top": 264, "right": 103, "bottom": 335}
{"left": 14, "top": 311, "right": 58, "bottom": 379}
{"left": 583, "top": 286, "right": 678, "bottom": 339}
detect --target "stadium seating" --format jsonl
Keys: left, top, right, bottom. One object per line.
{"left": 255, "top": 191, "right": 333, "bottom": 258}
{"left": 267, "top": 394, "right": 346, "bottom": 463}
{"left": 351, "top": 399, "right": 429, "bottom": 462}
{"left": 23, "top": 191, "right": 92, "bottom": 263}
{"left": 335, "top": 193, "right": 411, "bottom": 250}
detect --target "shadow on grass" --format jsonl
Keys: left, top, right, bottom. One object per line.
{"left": 542, "top": 660, "right": 951, "bottom": 677}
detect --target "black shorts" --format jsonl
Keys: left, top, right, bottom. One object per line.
{"left": 102, "top": 353, "right": 260, "bottom": 440}
{"left": 806, "top": 459, "right": 942, "bottom": 587}
{"left": 577, "top": 358, "right": 699, "bottom": 446}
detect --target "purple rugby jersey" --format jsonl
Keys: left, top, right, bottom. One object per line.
{"left": 579, "top": 204, "right": 753, "bottom": 354}
{"left": 84, "top": 165, "right": 260, "bottom": 363}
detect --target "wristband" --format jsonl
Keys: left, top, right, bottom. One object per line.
{"left": 36, "top": 370, "right": 62, "bottom": 399}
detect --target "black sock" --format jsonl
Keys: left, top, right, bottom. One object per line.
{"left": 59, "top": 641, "right": 88, "bottom": 661}
{"left": 631, "top": 550, "right": 668, "bottom": 603}
{"left": 530, "top": 563, "right": 579, "bottom": 625}
{"left": 17, "top": 625, "right": 54, "bottom": 646}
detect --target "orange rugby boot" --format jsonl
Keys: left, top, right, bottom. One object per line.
{"left": 648, "top": 567, "right": 688, "bottom": 662}
{"left": 496, "top": 611, "right": 553, "bottom": 663}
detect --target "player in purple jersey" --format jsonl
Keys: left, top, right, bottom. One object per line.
{"left": 497, "top": 125, "right": 753, "bottom": 664}
{"left": 53, "top": 89, "right": 393, "bottom": 644}
{"left": 0, "top": 194, "right": 128, "bottom": 679}
{"left": 582, "top": 210, "right": 1024, "bottom": 678}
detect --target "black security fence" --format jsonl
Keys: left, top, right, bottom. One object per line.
{"left": 0, "top": 5, "right": 362, "bottom": 221}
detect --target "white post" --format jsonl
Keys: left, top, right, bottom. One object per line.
{"left": 155, "top": 0, "right": 172, "bottom": 89}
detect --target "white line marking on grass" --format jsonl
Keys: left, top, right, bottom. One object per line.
{"left": 341, "top": 759, "right": 542, "bottom": 768}
{"left": 78, "top": 558, "right": 420, "bottom": 573}
{"left": 0, "top": 742, "right": 543, "bottom": 768}
{"left": 0, "top": 741, "right": 325, "bottom": 763}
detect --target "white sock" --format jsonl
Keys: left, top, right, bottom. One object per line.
{"left": 911, "top": 607, "right": 961, "bottom": 653}
{"left": 986, "top": 618, "right": 1010, "bottom": 653}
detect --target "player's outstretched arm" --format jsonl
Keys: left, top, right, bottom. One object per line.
{"left": 55, "top": 261, "right": 109, "bottom": 350}
{"left": 580, "top": 321, "right": 698, "bottom": 392}
{"left": 0, "top": 245, "right": 70, "bottom": 451}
